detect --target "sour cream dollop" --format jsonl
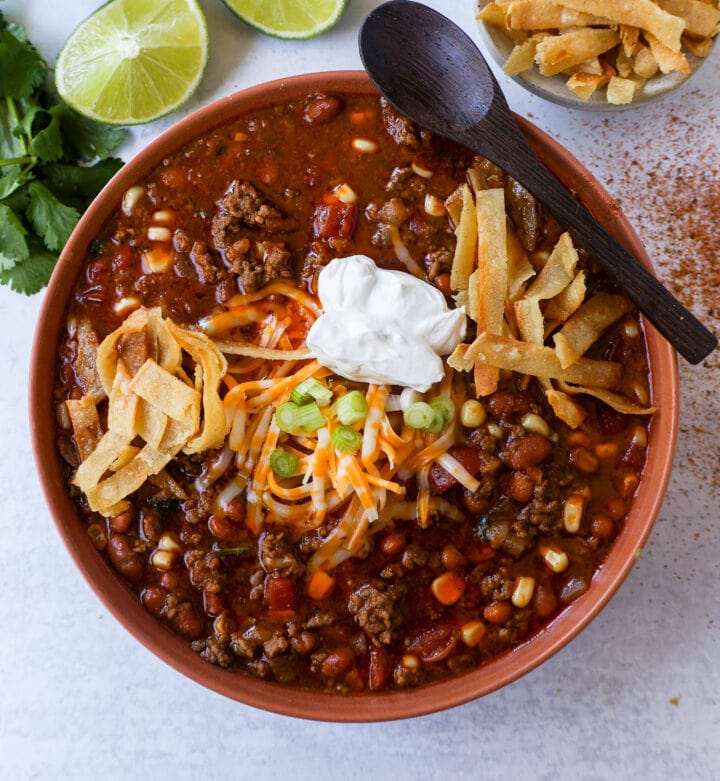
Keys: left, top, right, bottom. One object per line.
{"left": 306, "top": 255, "right": 466, "bottom": 391}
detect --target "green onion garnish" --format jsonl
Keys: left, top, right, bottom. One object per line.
{"left": 430, "top": 396, "right": 455, "bottom": 423}
{"left": 290, "top": 377, "right": 333, "bottom": 406}
{"left": 333, "top": 390, "right": 369, "bottom": 425}
{"left": 269, "top": 447, "right": 299, "bottom": 478}
{"left": 403, "top": 401, "right": 435, "bottom": 430}
{"left": 426, "top": 410, "right": 446, "bottom": 434}
{"left": 275, "top": 400, "right": 326, "bottom": 433}
{"left": 332, "top": 425, "right": 363, "bottom": 454}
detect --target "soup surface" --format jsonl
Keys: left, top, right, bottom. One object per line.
{"left": 54, "top": 93, "right": 652, "bottom": 692}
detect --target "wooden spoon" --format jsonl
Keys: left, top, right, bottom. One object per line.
{"left": 359, "top": 0, "right": 717, "bottom": 364}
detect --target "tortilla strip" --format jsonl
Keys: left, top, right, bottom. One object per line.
{"left": 66, "top": 394, "right": 103, "bottom": 461}
{"left": 95, "top": 307, "right": 151, "bottom": 395}
{"left": 506, "top": 227, "right": 536, "bottom": 302}
{"left": 466, "top": 332, "right": 622, "bottom": 389}
{"left": 544, "top": 271, "right": 587, "bottom": 324}
{"left": 167, "top": 322, "right": 228, "bottom": 454}
{"left": 535, "top": 29, "right": 620, "bottom": 76}
{"left": 645, "top": 33, "right": 691, "bottom": 74}
{"left": 129, "top": 358, "right": 200, "bottom": 423}
{"left": 546, "top": 388, "right": 587, "bottom": 428}
{"left": 72, "top": 430, "right": 133, "bottom": 493}
{"left": 74, "top": 320, "right": 105, "bottom": 402}
{"left": 213, "top": 342, "right": 310, "bottom": 361}
{"left": 553, "top": 293, "right": 635, "bottom": 368}
{"left": 514, "top": 297, "right": 545, "bottom": 345}
{"left": 656, "top": 0, "right": 720, "bottom": 37}
{"left": 555, "top": 0, "right": 686, "bottom": 52}
{"left": 447, "top": 343, "right": 474, "bottom": 372}
{"left": 526, "top": 233, "right": 578, "bottom": 299}
{"left": 558, "top": 381, "right": 656, "bottom": 415}
{"left": 503, "top": 39, "right": 539, "bottom": 76}
{"left": 506, "top": 1, "right": 607, "bottom": 29}
{"left": 85, "top": 445, "right": 173, "bottom": 515}
{"left": 450, "top": 184, "right": 477, "bottom": 292}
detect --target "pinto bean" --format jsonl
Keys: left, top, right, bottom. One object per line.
{"left": 502, "top": 471, "right": 535, "bottom": 503}
{"left": 303, "top": 95, "right": 343, "bottom": 125}
{"left": 486, "top": 390, "right": 533, "bottom": 421}
{"left": 107, "top": 533, "right": 145, "bottom": 583}
{"left": 532, "top": 584, "right": 558, "bottom": 618}
{"left": 141, "top": 586, "right": 167, "bottom": 616}
{"left": 503, "top": 434, "right": 553, "bottom": 470}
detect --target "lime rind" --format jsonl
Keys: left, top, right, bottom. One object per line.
{"left": 55, "top": 0, "right": 209, "bottom": 125}
{"left": 221, "top": 0, "right": 348, "bottom": 40}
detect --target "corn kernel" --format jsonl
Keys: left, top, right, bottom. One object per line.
{"left": 460, "top": 399, "right": 486, "bottom": 428}
{"left": 424, "top": 194, "right": 445, "bottom": 217}
{"left": 402, "top": 654, "right": 421, "bottom": 670}
{"left": 563, "top": 494, "right": 585, "bottom": 533}
{"left": 511, "top": 576, "right": 536, "bottom": 608}
{"left": 113, "top": 296, "right": 141, "bottom": 317}
{"left": 143, "top": 248, "right": 173, "bottom": 274}
{"left": 151, "top": 550, "right": 176, "bottom": 571}
{"left": 333, "top": 183, "right": 357, "bottom": 204}
{"left": 461, "top": 621, "right": 486, "bottom": 647}
{"left": 487, "top": 423, "right": 504, "bottom": 439}
{"left": 431, "top": 571, "right": 466, "bottom": 605}
{"left": 122, "top": 185, "right": 145, "bottom": 215}
{"left": 147, "top": 226, "right": 172, "bottom": 242}
{"left": 152, "top": 210, "right": 174, "bottom": 225}
{"left": 624, "top": 320, "right": 640, "bottom": 338}
{"left": 631, "top": 425, "right": 648, "bottom": 449}
{"left": 521, "top": 412, "right": 550, "bottom": 438}
{"left": 540, "top": 545, "right": 569, "bottom": 573}
{"left": 351, "top": 137, "right": 378, "bottom": 153}
{"left": 157, "top": 533, "right": 182, "bottom": 553}
{"left": 411, "top": 160, "right": 434, "bottom": 179}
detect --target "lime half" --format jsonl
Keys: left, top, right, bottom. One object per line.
{"left": 55, "top": 0, "right": 209, "bottom": 125}
{"left": 222, "top": 0, "right": 348, "bottom": 39}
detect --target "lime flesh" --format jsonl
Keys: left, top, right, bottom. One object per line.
{"left": 222, "top": 0, "right": 348, "bottom": 39}
{"left": 55, "top": 0, "right": 209, "bottom": 125}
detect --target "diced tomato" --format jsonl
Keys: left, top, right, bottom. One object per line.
{"left": 406, "top": 624, "right": 459, "bottom": 663}
{"left": 429, "top": 445, "right": 488, "bottom": 494}
{"left": 265, "top": 575, "right": 297, "bottom": 613}
{"left": 312, "top": 201, "right": 357, "bottom": 241}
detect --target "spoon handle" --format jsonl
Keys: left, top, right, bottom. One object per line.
{"left": 467, "top": 106, "right": 717, "bottom": 365}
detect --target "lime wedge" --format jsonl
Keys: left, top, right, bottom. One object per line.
{"left": 55, "top": 0, "right": 209, "bottom": 125}
{"left": 222, "top": 0, "right": 348, "bottom": 39}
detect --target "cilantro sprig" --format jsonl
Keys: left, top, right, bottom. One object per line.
{"left": 0, "top": 11, "right": 126, "bottom": 294}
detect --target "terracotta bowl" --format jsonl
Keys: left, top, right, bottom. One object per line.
{"left": 29, "top": 71, "right": 678, "bottom": 721}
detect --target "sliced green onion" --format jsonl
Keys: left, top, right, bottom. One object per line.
{"left": 426, "top": 409, "right": 446, "bottom": 434}
{"left": 403, "top": 401, "right": 435, "bottom": 430}
{"left": 430, "top": 396, "right": 455, "bottom": 423}
{"left": 295, "top": 402, "right": 326, "bottom": 432}
{"left": 269, "top": 447, "right": 299, "bottom": 478}
{"left": 332, "top": 425, "right": 363, "bottom": 454}
{"left": 275, "top": 401, "right": 301, "bottom": 432}
{"left": 333, "top": 390, "right": 369, "bottom": 425}
{"left": 290, "top": 377, "right": 332, "bottom": 406}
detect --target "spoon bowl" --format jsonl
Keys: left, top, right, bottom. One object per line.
{"left": 360, "top": 1, "right": 717, "bottom": 365}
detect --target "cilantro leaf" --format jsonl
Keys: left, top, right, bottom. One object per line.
{"left": 26, "top": 181, "right": 80, "bottom": 251}
{"left": 0, "top": 240, "right": 57, "bottom": 294}
{"left": 52, "top": 105, "right": 127, "bottom": 161}
{"left": 29, "top": 112, "right": 64, "bottom": 161}
{"left": 0, "top": 29, "right": 47, "bottom": 99}
{"left": 41, "top": 157, "right": 124, "bottom": 198}
{"left": 0, "top": 202, "right": 29, "bottom": 260}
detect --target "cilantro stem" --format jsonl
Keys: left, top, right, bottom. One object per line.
{"left": 5, "top": 97, "right": 26, "bottom": 155}
{"left": 0, "top": 155, "right": 35, "bottom": 166}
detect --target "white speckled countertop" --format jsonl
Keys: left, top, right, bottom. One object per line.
{"left": 1, "top": 1, "right": 718, "bottom": 778}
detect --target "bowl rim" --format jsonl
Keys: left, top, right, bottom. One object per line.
{"left": 29, "top": 69, "right": 679, "bottom": 722}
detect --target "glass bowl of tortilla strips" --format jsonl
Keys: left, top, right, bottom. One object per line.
{"left": 476, "top": 0, "right": 719, "bottom": 109}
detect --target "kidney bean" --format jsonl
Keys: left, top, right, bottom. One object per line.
{"left": 503, "top": 434, "right": 553, "bottom": 470}
{"left": 483, "top": 601, "right": 513, "bottom": 625}
{"left": 590, "top": 513, "right": 616, "bottom": 540}
{"left": 290, "top": 632, "right": 316, "bottom": 655}
{"left": 461, "top": 488, "right": 489, "bottom": 515}
{"left": 303, "top": 95, "right": 343, "bottom": 125}
{"left": 486, "top": 390, "right": 533, "bottom": 421}
{"left": 441, "top": 545, "right": 467, "bottom": 570}
{"left": 107, "top": 533, "right": 145, "bottom": 583}
{"left": 141, "top": 586, "right": 167, "bottom": 616}
{"left": 433, "top": 272, "right": 452, "bottom": 297}
{"left": 160, "top": 571, "right": 180, "bottom": 590}
{"left": 502, "top": 471, "right": 534, "bottom": 503}
{"left": 379, "top": 531, "right": 406, "bottom": 556}
{"left": 86, "top": 523, "right": 107, "bottom": 551}
{"left": 208, "top": 513, "right": 241, "bottom": 542}
{"left": 109, "top": 510, "right": 132, "bottom": 534}
{"left": 532, "top": 584, "right": 558, "bottom": 618}
{"left": 407, "top": 625, "right": 460, "bottom": 663}
{"left": 321, "top": 648, "right": 354, "bottom": 677}
{"left": 368, "top": 646, "right": 390, "bottom": 691}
